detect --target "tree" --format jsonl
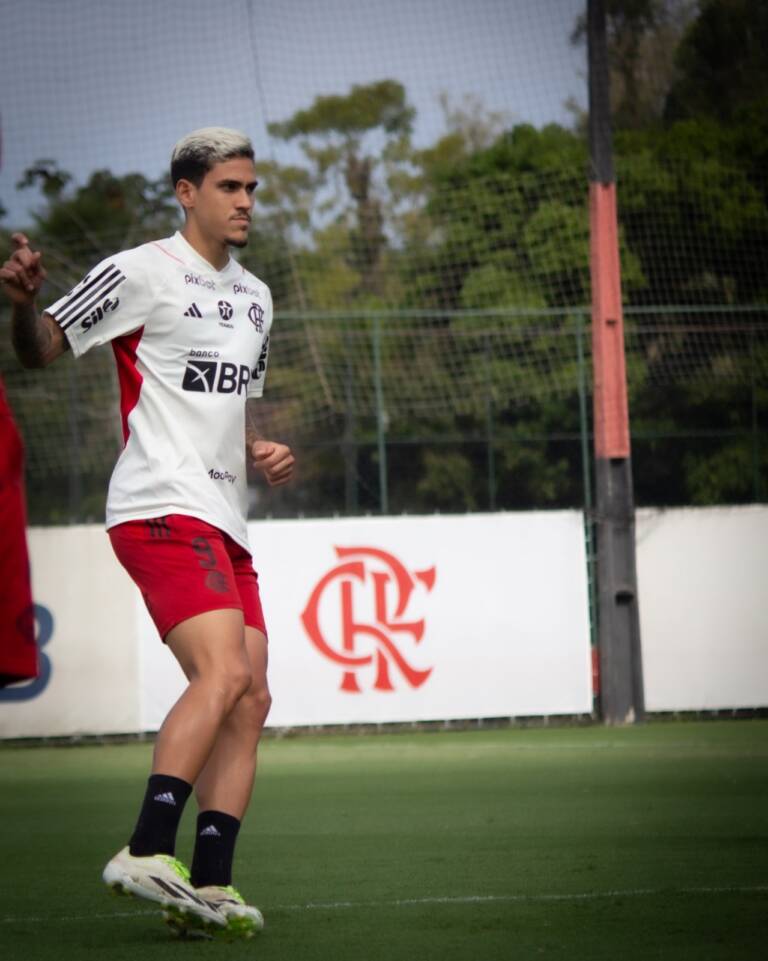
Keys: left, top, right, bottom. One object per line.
{"left": 665, "top": 0, "right": 768, "bottom": 123}
{"left": 571, "top": 0, "right": 697, "bottom": 130}
{"left": 16, "top": 161, "right": 179, "bottom": 292}
{"left": 4, "top": 75, "right": 766, "bottom": 518}
{"left": 615, "top": 114, "right": 768, "bottom": 305}
{"left": 401, "top": 122, "right": 643, "bottom": 310}
{"left": 268, "top": 80, "right": 414, "bottom": 300}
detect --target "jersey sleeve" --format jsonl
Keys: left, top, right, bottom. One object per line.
{"left": 44, "top": 248, "right": 153, "bottom": 358}
{"left": 248, "top": 288, "right": 273, "bottom": 398}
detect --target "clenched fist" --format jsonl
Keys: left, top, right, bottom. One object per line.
{"left": 250, "top": 440, "right": 294, "bottom": 487}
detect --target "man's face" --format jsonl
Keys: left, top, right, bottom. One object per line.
{"left": 182, "top": 156, "right": 258, "bottom": 248}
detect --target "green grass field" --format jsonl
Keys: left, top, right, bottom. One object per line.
{"left": 1, "top": 721, "right": 767, "bottom": 960}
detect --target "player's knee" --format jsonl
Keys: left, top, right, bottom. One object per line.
{"left": 216, "top": 665, "right": 253, "bottom": 712}
{"left": 255, "top": 685, "right": 272, "bottom": 724}
{"left": 239, "top": 683, "right": 272, "bottom": 729}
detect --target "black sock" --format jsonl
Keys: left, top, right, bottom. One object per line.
{"left": 128, "top": 774, "right": 192, "bottom": 857}
{"left": 190, "top": 810, "right": 241, "bottom": 888}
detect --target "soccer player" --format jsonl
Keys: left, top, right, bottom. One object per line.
{"left": 0, "top": 128, "right": 294, "bottom": 939}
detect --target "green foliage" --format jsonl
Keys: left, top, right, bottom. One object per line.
{"left": 459, "top": 267, "right": 544, "bottom": 311}
{"left": 268, "top": 79, "right": 414, "bottom": 140}
{"left": 268, "top": 79, "right": 417, "bottom": 301}
{"left": 571, "top": 0, "right": 696, "bottom": 130}
{"left": 683, "top": 438, "right": 763, "bottom": 504}
{"left": 666, "top": 0, "right": 768, "bottom": 123}
{"left": 16, "top": 163, "right": 179, "bottom": 292}
{"left": 400, "top": 123, "right": 647, "bottom": 312}
{"left": 16, "top": 159, "right": 72, "bottom": 198}
{"left": 416, "top": 448, "right": 478, "bottom": 511}
{"left": 3, "top": 49, "right": 768, "bottom": 520}
{"left": 616, "top": 114, "right": 768, "bottom": 305}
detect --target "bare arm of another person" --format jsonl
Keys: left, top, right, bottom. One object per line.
{"left": 0, "top": 233, "right": 69, "bottom": 368}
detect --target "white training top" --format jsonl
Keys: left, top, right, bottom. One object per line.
{"left": 46, "top": 231, "right": 272, "bottom": 551}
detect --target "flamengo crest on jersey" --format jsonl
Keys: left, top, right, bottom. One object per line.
{"left": 45, "top": 232, "right": 272, "bottom": 551}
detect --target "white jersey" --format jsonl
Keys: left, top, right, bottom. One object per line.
{"left": 46, "top": 231, "right": 272, "bottom": 551}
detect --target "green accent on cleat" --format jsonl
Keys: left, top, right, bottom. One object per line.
{"left": 102, "top": 847, "right": 226, "bottom": 930}
{"left": 153, "top": 854, "right": 192, "bottom": 884}
{"left": 163, "top": 883, "right": 264, "bottom": 940}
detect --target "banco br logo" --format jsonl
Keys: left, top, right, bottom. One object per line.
{"left": 218, "top": 300, "right": 234, "bottom": 321}
{"left": 301, "top": 546, "right": 436, "bottom": 693}
{"left": 182, "top": 360, "right": 252, "bottom": 395}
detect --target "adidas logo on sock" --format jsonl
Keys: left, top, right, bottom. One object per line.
{"left": 184, "top": 303, "right": 203, "bottom": 318}
{"left": 200, "top": 824, "right": 221, "bottom": 837}
{"left": 153, "top": 791, "right": 177, "bottom": 806}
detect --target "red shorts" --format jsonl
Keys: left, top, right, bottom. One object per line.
{"left": 108, "top": 514, "right": 266, "bottom": 641}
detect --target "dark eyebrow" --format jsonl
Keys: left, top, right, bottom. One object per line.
{"left": 216, "top": 178, "right": 259, "bottom": 190}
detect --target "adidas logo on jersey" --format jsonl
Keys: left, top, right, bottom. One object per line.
{"left": 184, "top": 303, "right": 203, "bottom": 318}
{"left": 182, "top": 360, "right": 254, "bottom": 396}
{"left": 153, "top": 792, "right": 177, "bottom": 806}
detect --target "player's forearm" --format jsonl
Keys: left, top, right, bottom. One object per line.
{"left": 245, "top": 401, "right": 262, "bottom": 450}
{"left": 11, "top": 304, "right": 66, "bottom": 368}
{"left": 12, "top": 302, "right": 48, "bottom": 368}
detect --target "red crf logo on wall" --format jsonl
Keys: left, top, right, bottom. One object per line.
{"left": 301, "top": 546, "right": 436, "bottom": 693}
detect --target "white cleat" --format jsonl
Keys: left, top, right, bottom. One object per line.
{"left": 165, "top": 884, "right": 264, "bottom": 940}
{"left": 103, "top": 846, "right": 226, "bottom": 933}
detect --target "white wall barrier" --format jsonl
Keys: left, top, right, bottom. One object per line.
{"left": 637, "top": 505, "right": 768, "bottom": 712}
{"left": 0, "top": 526, "right": 140, "bottom": 738}
{"left": 140, "top": 512, "right": 594, "bottom": 729}
{"left": 1, "top": 506, "right": 766, "bottom": 739}
{"left": 1, "top": 511, "right": 592, "bottom": 737}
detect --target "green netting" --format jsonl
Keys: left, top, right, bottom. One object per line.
{"left": 1, "top": 0, "right": 767, "bottom": 520}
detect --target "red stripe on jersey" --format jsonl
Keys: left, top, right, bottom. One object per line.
{"left": 151, "top": 242, "right": 185, "bottom": 265}
{"left": 112, "top": 327, "right": 145, "bottom": 443}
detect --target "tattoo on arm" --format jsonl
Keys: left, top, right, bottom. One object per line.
{"left": 11, "top": 305, "right": 68, "bottom": 368}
